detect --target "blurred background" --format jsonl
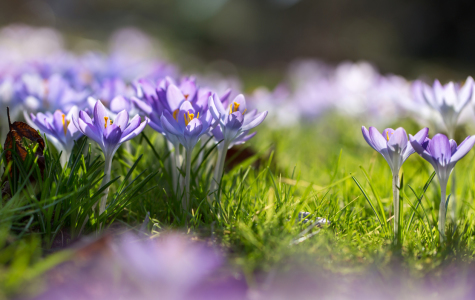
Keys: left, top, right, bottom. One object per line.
{"left": 1, "top": 0, "right": 475, "bottom": 88}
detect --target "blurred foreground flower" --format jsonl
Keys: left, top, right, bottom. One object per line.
{"left": 35, "top": 233, "right": 246, "bottom": 300}
{"left": 72, "top": 100, "right": 148, "bottom": 214}
{"left": 362, "top": 126, "right": 428, "bottom": 242}
{"left": 410, "top": 133, "right": 475, "bottom": 242}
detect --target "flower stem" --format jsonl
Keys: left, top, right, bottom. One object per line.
{"left": 183, "top": 148, "right": 192, "bottom": 211}
{"left": 451, "top": 169, "right": 456, "bottom": 222}
{"left": 60, "top": 150, "right": 70, "bottom": 168}
{"left": 98, "top": 157, "right": 112, "bottom": 215}
{"left": 210, "top": 143, "right": 228, "bottom": 203}
{"left": 167, "top": 141, "right": 178, "bottom": 194}
{"left": 439, "top": 183, "right": 447, "bottom": 244}
{"left": 392, "top": 173, "right": 400, "bottom": 244}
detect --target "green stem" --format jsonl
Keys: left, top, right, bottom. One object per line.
{"left": 439, "top": 183, "right": 447, "bottom": 244}
{"left": 99, "top": 157, "right": 112, "bottom": 215}
{"left": 183, "top": 148, "right": 192, "bottom": 211}
{"left": 451, "top": 169, "right": 456, "bottom": 222}
{"left": 210, "top": 144, "right": 228, "bottom": 203}
{"left": 393, "top": 173, "right": 400, "bottom": 244}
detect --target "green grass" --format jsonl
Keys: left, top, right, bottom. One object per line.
{"left": 2, "top": 113, "right": 475, "bottom": 297}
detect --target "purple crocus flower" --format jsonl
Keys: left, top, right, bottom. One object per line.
{"left": 208, "top": 93, "right": 268, "bottom": 200}
{"left": 410, "top": 133, "right": 475, "bottom": 242}
{"left": 19, "top": 73, "right": 89, "bottom": 113}
{"left": 361, "top": 126, "right": 428, "bottom": 243}
{"left": 160, "top": 100, "right": 213, "bottom": 209}
{"left": 361, "top": 127, "right": 428, "bottom": 175}
{"left": 413, "top": 77, "right": 473, "bottom": 137}
{"left": 31, "top": 107, "right": 83, "bottom": 166}
{"left": 209, "top": 93, "right": 267, "bottom": 149}
{"left": 72, "top": 99, "right": 148, "bottom": 214}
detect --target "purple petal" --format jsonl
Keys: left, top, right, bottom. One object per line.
{"left": 120, "top": 119, "right": 148, "bottom": 143}
{"left": 429, "top": 134, "right": 452, "bottom": 165}
{"left": 241, "top": 111, "right": 268, "bottom": 131}
{"left": 93, "top": 100, "right": 108, "bottom": 134}
{"left": 131, "top": 97, "right": 153, "bottom": 115}
{"left": 451, "top": 136, "right": 475, "bottom": 163}
{"left": 114, "top": 110, "right": 129, "bottom": 130}
{"left": 166, "top": 84, "right": 185, "bottom": 111}
{"left": 103, "top": 124, "right": 122, "bottom": 152}
{"left": 368, "top": 127, "right": 387, "bottom": 153}
{"left": 362, "top": 126, "right": 377, "bottom": 151}
{"left": 387, "top": 128, "right": 407, "bottom": 152}
{"left": 161, "top": 111, "right": 182, "bottom": 136}
{"left": 226, "top": 112, "right": 244, "bottom": 130}
{"left": 110, "top": 96, "right": 130, "bottom": 113}
{"left": 121, "top": 115, "right": 140, "bottom": 137}
{"left": 231, "top": 94, "right": 247, "bottom": 113}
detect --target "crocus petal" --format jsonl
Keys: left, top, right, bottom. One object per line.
{"left": 121, "top": 115, "right": 141, "bottom": 137}
{"left": 429, "top": 134, "right": 452, "bottom": 165}
{"left": 456, "top": 76, "right": 473, "bottom": 111}
{"left": 450, "top": 136, "right": 475, "bottom": 163}
{"left": 402, "top": 127, "right": 428, "bottom": 161}
{"left": 241, "top": 111, "right": 268, "bottom": 131}
{"left": 120, "top": 119, "right": 148, "bottom": 143}
{"left": 368, "top": 127, "right": 388, "bottom": 153}
{"left": 166, "top": 84, "right": 185, "bottom": 111}
{"left": 161, "top": 111, "right": 182, "bottom": 136}
{"left": 361, "top": 126, "right": 377, "bottom": 151}
{"left": 231, "top": 94, "right": 247, "bottom": 113}
{"left": 93, "top": 100, "right": 108, "bottom": 134}
{"left": 110, "top": 96, "right": 130, "bottom": 113}
{"left": 387, "top": 128, "right": 407, "bottom": 154}
{"left": 131, "top": 97, "right": 153, "bottom": 115}
{"left": 114, "top": 110, "right": 129, "bottom": 130}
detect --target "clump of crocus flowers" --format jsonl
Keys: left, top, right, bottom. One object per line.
{"left": 362, "top": 124, "right": 475, "bottom": 243}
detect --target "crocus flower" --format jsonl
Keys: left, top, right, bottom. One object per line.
{"left": 410, "top": 133, "right": 475, "bottom": 242}
{"left": 208, "top": 93, "right": 268, "bottom": 201}
{"left": 19, "top": 73, "right": 89, "bottom": 113}
{"left": 413, "top": 77, "right": 474, "bottom": 137}
{"left": 30, "top": 108, "right": 83, "bottom": 166}
{"left": 361, "top": 126, "right": 429, "bottom": 243}
{"left": 160, "top": 101, "right": 213, "bottom": 209}
{"left": 72, "top": 99, "right": 148, "bottom": 214}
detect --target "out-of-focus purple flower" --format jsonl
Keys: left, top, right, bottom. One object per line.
{"left": 19, "top": 73, "right": 89, "bottom": 113}
{"left": 361, "top": 126, "right": 428, "bottom": 175}
{"left": 34, "top": 233, "right": 247, "bottom": 300}
{"left": 413, "top": 77, "right": 474, "bottom": 137}
{"left": 410, "top": 133, "right": 475, "bottom": 241}
{"left": 72, "top": 99, "right": 148, "bottom": 214}
{"left": 0, "top": 76, "right": 22, "bottom": 140}
{"left": 31, "top": 107, "right": 83, "bottom": 166}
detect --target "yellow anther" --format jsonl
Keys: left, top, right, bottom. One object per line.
{"left": 229, "top": 102, "right": 241, "bottom": 114}
{"left": 243, "top": 109, "right": 247, "bottom": 115}
{"left": 104, "top": 116, "right": 109, "bottom": 129}
{"left": 197, "top": 112, "right": 200, "bottom": 119}
{"left": 386, "top": 131, "right": 393, "bottom": 141}
{"left": 233, "top": 102, "right": 240, "bottom": 112}
{"left": 184, "top": 112, "right": 195, "bottom": 126}
{"left": 173, "top": 109, "right": 179, "bottom": 120}
{"left": 61, "top": 114, "right": 70, "bottom": 136}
